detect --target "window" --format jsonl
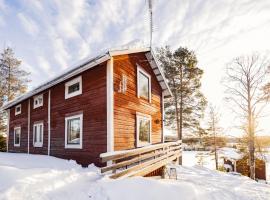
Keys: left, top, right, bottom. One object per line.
{"left": 33, "top": 94, "right": 43, "bottom": 109}
{"left": 33, "top": 122, "right": 43, "bottom": 147}
{"left": 14, "top": 127, "right": 21, "bottom": 147}
{"left": 137, "top": 66, "right": 151, "bottom": 102}
{"left": 65, "top": 114, "right": 83, "bottom": 149}
{"left": 15, "top": 104, "right": 21, "bottom": 115}
{"left": 136, "top": 113, "right": 151, "bottom": 147}
{"left": 65, "top": 76, "right": 82, "bottom": 99}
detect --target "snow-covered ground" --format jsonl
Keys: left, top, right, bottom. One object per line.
{"left": 1, "top": 152, "right": 270, "bottom": 200}
{"left": 182, "top": 150, "right": 220, "bottom": 169}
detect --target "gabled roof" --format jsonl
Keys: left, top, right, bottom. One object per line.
{"left": 2, "top": 47, "right": 172, "bottom": 110}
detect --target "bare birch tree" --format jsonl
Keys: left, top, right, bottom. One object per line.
{"left": 224, "top": 54, "right": 269, "bottom": 179}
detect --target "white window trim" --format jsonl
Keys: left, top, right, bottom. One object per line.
{"left": 33, "top": 94, "right": 43, "bottom": 109}
{"left": 14, "top": 126, "right": 21, "bottom": 147}
{"left": 33, "top": 122, "right": 44, "bottom": 148}
{"left": 136, "top": 112, "right": 152, "bottom": 147}
{"left": 137, "top": 65, "right": 151, "bottom": 103}
{"left": 15, "top": 104, "right": 21, "bottom": 116}
{"left": 65, "top": 113, "right": 83, "bottom": 149}
{"left": 65, "top": 76, "right": 82, "bottom": 99}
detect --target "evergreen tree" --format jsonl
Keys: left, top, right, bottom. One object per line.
{"left": 157, "top": 46, "right": 207, "bottom": 164}
{"left": 0, "top": 47, "right": 30, "bottom": 136}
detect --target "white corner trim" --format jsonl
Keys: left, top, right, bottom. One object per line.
{"left": 27, "top": 99, "right": 30, "bottom": 153}
{"left": 64, "top": 114, "right": 83, "bottom": 149}
{"left": 15, "top": 104, "right": 21, "bottom": 116}
{"left": 48, "top": 90, "right": 51, "bottom": 155}
{"left": 6, "top": 109, "right": 10, "bottom": 152}
{"left": 107, "top": 57, "right": 114, "bottom": 153}
{"left": 136, "top": 112, "right": 152, "bottom": 148}
{"left": 14, "top": 126, "right": 21, "bottom": 147}
{"left": 65, "top": 76, "right": 82, "bottom": 99}
{"left": 136, "top": 64, "right": 152, "bottom": 103}
{"left": 162, "top": 92, "right": 165, "bottom": 143}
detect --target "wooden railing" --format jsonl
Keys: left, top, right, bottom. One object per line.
{"left": 100, "top": 140, "right": 182, "bottom": 179}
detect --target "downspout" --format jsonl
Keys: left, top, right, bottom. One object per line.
{"left": 48, "top": 90, "right": 51, "bottom": 156}
{"left": 27, "top": 99, "right": 30, "bottom": 154}
{"left": 6, "top": 109, "right": 10, "bottom": 152}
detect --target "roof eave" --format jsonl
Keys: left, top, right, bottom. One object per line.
{"left": 145, "top": 51, "right": 172, "bottom": 98}
{"left": 1, "top": 53, "right": 111, "bottom": 110}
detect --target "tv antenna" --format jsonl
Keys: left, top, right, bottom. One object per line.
{"left": 147, "top": 0, "right": 153, "bottom": 49}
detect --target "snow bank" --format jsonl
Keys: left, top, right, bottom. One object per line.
{"left": 0, "top": 153, "right": 100, "bottom": 200}
{"left": 1, "top": 152, "right": 270, "bottom": 200}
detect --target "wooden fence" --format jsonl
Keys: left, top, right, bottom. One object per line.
{"left": 100, "top": 140, "right": 182, "bottom": 179}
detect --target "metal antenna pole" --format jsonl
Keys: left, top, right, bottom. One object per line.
{"left": 148, "top": 0, "right": 153, "bottom": 49}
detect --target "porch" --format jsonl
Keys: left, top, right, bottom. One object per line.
{"left": 100, "top": 140, "right": 182, "bottom": 178}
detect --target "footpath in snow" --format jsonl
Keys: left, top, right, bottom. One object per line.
{"left": 0, "top": 152, "right": 270, "bottom": 200}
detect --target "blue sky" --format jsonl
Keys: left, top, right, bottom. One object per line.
{"left": 1, "top": 0, "right": 270, "bottom": 136}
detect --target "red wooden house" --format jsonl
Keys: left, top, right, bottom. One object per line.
{"left": 2, "top": 48, "right": 174, "bottom": 168}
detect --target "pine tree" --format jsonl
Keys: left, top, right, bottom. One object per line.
{"left": 157, "top": 46, "right": 207, "bottom": 164}
{"left": 0, "top": 47, "right": 30, "bottom": 136}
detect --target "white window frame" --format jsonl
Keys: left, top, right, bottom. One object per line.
{"left": 65, "top": 114, "right": 83, "bottom": 149}
{"left": 14, "top": 126, "right": 21, "bottom": 147}
{"left": 136, "top": 112, "right": 152, "bottom": 147}
{"left": 15, "top": 104, "right": 21, "bottom": 116}
{"left": 33, "top": 122, "right": 44, "bottom": 147}
{"left": 33, "top": 94, "right": 43, "bottom": 109}
{"left": 137, "top": 65, "right": 151, "bottom": 103}
{"left": 65, "top": 76, "right": 82, "bottom": 99}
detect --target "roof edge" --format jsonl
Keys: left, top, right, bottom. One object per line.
{"left": 2, "top": 53, "right": 111, "bottom": 110}
{"left": 1, "top": 47, "right": 170, "bottom": 110}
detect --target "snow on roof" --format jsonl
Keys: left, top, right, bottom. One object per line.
{"left": 2, "top": 47, "right": 172, "bottom": 110}
{"left": 255, "top": 152, "right": 270, "bottom": 162}
{"left": 218, "top": 147, "right": 243, "bottom": 160}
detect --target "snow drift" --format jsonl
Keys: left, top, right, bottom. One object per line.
{"left": 0, "top": 152, "right": 269, "bottom": 200}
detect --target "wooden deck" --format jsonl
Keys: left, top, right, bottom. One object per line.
{"left": 100, "top": 140, "right": 182, "bottom": 179}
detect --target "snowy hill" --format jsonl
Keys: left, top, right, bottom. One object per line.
{"left": 0, "top": 152, "right": 269, "bottom": 200}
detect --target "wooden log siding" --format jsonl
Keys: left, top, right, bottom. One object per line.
{"left": 29, "top": 91, "right": 49, "bottom": 155}
{"left": 113, "top": 53, "right": 163, "bottom": 150}
{"left": 100, "top": 140, "right": 182, "bottom": 179}
{"left": 6, "top": 51, "right": 167, "bottom": 168}
{"left": 8, "top": 99, "right": 29, "bottom": 153}
{"left": 50, "top": 63, "right": 107, "bottom": 167}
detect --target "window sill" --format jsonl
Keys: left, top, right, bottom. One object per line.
{"left": 33, "top": 105, "right": 43, "bottom": 109}
{"left": 65, "top": 144, "right": 82, "bottom": 149}
{"left": 137, "top": 142, "right": 151, "bottom": 148}
{"left": 65, "top": 92, "right": 82, "bottom": 100}
{"left": 33, "top": 144, "right": 43, "bottom": 148}
{"left": 138, "top": 96, "right": 151, "bottom": 104}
